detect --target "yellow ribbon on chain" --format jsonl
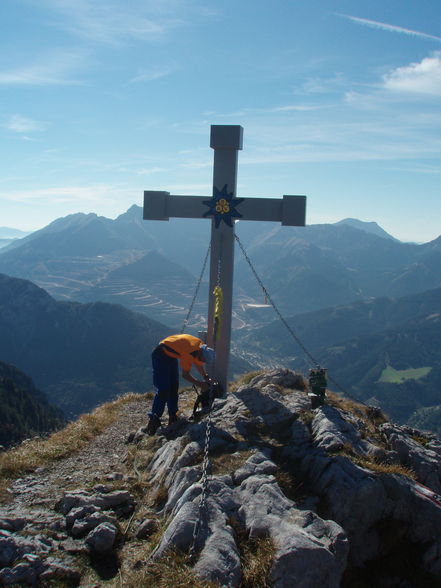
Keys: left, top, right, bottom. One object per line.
{"left": 213, "top": 285, "right": 223, "bottom": 340}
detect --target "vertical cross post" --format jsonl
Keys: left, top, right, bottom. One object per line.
{"left": 207, "top": 126, "right": 243, "bottom": 393}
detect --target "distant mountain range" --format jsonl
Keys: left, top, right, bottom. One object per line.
{"left": 0, "top": 207, "right": 211, "bottom": 328}
{"left": 0, "top": 361, "right": 65, "bottom": 447}
{"left": 1, "top": 206, "right": 440, "bottom": 331}
{"left": 0, "top": 227, "right": 31, "bottom": 250}
{"left": 234, "top": 223, "right": 441, "bottom": 319}
{"left": 0, "top": 227, "right": 30, "bottom": 239}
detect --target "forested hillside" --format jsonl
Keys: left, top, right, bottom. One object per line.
{"left": 0, "top": 361, "right": 65, "bottom": 447}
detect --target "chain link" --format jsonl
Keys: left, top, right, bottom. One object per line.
{"left": 180, "top": 243, "right": 211, "bottom": 334}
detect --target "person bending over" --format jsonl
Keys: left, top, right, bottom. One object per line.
{"left": 147, "top": 334, "right": 215, "bottom": 435}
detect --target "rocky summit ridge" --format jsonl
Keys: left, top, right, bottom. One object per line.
{"left": 2, "top": 369, "right": 441, "bottom": 587}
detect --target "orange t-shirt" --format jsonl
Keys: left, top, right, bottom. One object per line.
{"left": 160, "top": 334, "right": 204, "bottom": 372}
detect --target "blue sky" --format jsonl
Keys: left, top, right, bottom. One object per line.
{"left": 1, "top": 0, "right": 441, "bottom": 242}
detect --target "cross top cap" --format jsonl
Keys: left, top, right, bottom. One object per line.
{"left": 210, "top": 125, "right": 243, "bottom": 150}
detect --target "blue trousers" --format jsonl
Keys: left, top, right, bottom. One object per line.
{"left": 149, "top": 346, "right": 179, "bottom": 419}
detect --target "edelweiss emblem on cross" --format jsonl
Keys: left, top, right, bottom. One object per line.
{"left": 202, "top": 184, "right": 244, "bottom": 228}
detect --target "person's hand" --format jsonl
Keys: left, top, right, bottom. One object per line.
{"left": 200, "top": 381, "right": 210, "bottom": 393}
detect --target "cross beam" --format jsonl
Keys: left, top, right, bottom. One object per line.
{"left": 143, "top": 125, "right": 306, "bottom": 392}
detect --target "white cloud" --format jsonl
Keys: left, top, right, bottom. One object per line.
{"left": 269, "top": 104, "right": 327, "bottom": 113}
{"left": 136, "top": 166, "right": 169, "bottom": 175}
{"left": 2, "top": 185, "right": 126, "bottom": 203}
{"left": 129, "top": 65, "right": 175, "bottom": 83}
{"left": 44, "top": 0, "right": 187, "bottom": 44}
{"left": 0, "top": 51, "right": 86, "bottom": 86}
{"left": 339, "top": 14, "right": 441, "bottom": 43}
{"left": 383, "top": 53, "right": 441, "bottom": 95}
{"left": 179, "top": 162, "right": 212, "bottom": 170}
{"left": 4, "top": 115, "right": 46, "bottom": 133}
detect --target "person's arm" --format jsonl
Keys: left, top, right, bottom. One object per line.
{"left": 195, "top": 363, "right": 210, "bottom": 381}
{"left": 182, "top": 369, "right": 210, "bottom": 391}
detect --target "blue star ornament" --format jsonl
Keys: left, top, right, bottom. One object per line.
{"left": 202, "top": 184, "right": 244, "bottom": 228}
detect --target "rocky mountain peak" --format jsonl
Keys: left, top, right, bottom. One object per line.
{"left": 335, "top": 218, "right": 398, "bottom": 241}
{"left": 2, "top": 368, "right": 441, "bottom": 586}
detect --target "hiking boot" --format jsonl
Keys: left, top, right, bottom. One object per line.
{"left": 168, "top": 414, "right": 178, "bottom": 426}
{"left": 147, "top": 415, "right": 161, "bottom": 436}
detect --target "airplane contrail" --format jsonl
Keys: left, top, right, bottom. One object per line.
{"left": 339, "top": 14, "right": 441, "bottom": 43}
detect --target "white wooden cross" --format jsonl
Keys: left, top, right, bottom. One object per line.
{"left": 143, "top": 125, "right": 306, "bottom": 392}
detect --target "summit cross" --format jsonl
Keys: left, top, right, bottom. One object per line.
{"left": 143, "top": 125, "right": 306, "bottom": 392}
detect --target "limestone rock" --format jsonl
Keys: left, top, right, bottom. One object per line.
{"left": 56, "top": 489, "right": 134, "bottom": 515}
{"left": 85, "top": 522, "right": 118, "bottom": 553}
{"left": 0, "top": 518, "right": 26, "bottom": 533}
{"left": 380, "top": 422, "right": 441, "bottom": 493}
{"left": 238, "top": 473, "right": 348, "bottom": 587}
{"left": 70, "top": 511, "right": 119, "bottom": 539}
{"left": 39, "top": 557, "right": 81, "bottom": 584}
{"left": 0, "top": 562, "right": 37, "bottom": 586}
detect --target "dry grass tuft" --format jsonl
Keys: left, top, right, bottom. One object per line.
{"left": 360, "top": 460, "right": 416, "bottom": 478}
{"left": 331, "top": 446, "right": 416, "bottom": 480}
{"left": 299, "top": 410, "right": 315, "bottom": 427}
{"left": 411, "top": 434, "right": 430, "bottom": 447}
{"left": 229, "top": 370, "right": 265, "bottom": 393}
{"left": 326, "top": 391, "right": 389, "bottom": 446}
{"left": 210, "top": 450, "right": 253, "bottom": 476}
{"left": 150, "top": 483, "right": 169, "bottom": 509}
{"left": 0, "top": 392, "right": 142, "bottom": 498}
{"left": 120, "top": 549, "right": 218, "bottom": 588}
{"left": 229, "top": 517, "right": 275, "bottom": 588}
{"left": 240, "top": 536, "right": 275, "bottom": 588}
{"left": 327, "top": 391, "right": 388, "bottom": 426}
{"left": 275, "top": 469, "right": 308, "bottom": 503}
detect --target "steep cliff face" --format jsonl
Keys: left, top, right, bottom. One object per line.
{"left": 1, "top": 370, "right": 441, "bottom": 587}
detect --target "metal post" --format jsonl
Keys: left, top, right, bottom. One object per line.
{"left": 207, "top": 126, "right": 243, "bottom": 393}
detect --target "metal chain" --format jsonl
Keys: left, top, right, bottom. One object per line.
{"left": 234, "top": 232, "right": 367, "bottom": 406}
{"left": 189, "top": 402, "right": 213, "bottom": 558}
{"left": 180, "top": 242, "right": 211, "bottom": 334}
{"left": 234, "top": 233, "right": 318, "bottom": 366}
{"left": 189, "top": 239, "right": 223, "bottom": 558}
{"left": 199, "top": 396, "right": 213, "bottom": 510}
